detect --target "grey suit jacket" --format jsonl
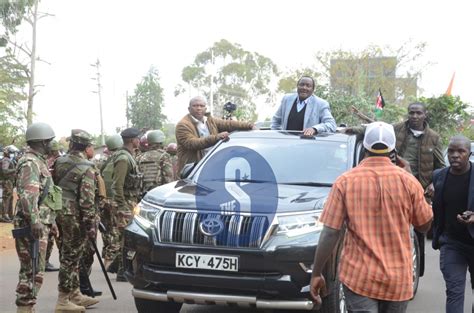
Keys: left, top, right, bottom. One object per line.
{"left": 270, "top": 94, "right": 336, "bottom": 133}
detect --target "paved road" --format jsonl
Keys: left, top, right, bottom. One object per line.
{"left": 0, "top": 238, "right": 472, "bottom": 313}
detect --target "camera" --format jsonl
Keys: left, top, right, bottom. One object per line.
{"left": 223, "top": 102, "right": 237, "bottom": 113}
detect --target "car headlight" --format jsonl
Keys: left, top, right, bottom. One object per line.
{"left": 133, "top": 201, "right": 161, "bottom": 228}
{"left": 275, "top": 212, "right": 323, "bottom": 237}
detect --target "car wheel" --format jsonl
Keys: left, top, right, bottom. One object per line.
{"left": 134, "top": 298, "right": 182, "bottom": 313}
{"left": 412, "top": 232, "right": 421, "bottom": 297}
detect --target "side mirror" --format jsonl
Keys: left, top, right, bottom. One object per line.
{"left": 180, "top": 163, "right": 196, "bottom": 179}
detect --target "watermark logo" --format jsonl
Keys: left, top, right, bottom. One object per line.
{"left": 196, "top": 146, "right": 278, "bottom": 247}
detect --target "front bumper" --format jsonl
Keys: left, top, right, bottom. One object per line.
{"left": 132, "top": 288, "right": 317, "bottom": 310}
{"left": 123, "top": 218, "right": 334, "bottom": 309}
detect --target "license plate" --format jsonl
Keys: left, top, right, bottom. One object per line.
{"left": 176, "top": 252, "right": 239, "bottom": 272}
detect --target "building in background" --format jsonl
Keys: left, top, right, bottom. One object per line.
{"left": 330, "top": 56, "right": 417, "bottom": 105}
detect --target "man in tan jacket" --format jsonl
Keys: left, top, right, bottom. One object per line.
{"left": 175, "top": 96, "right": 255, "bottom": 174}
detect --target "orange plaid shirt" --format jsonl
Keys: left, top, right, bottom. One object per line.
{"left": 320, "top": 157, "right": 432, "bottom": 301}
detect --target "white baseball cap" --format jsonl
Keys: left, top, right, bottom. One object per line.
{"left": 363, "top": 122, "right": 396, "bottom": 154}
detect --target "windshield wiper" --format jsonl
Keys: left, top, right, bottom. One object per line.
{"left": 281, "top": 182, "right": 332, "bottom": 187}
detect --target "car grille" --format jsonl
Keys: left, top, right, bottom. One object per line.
{"left": 158, "top": 211, "right": 269, "bottom": 248}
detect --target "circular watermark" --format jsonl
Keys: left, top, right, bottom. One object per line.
{"left": 196, "top": 146, "right": 278, "bottom": 247}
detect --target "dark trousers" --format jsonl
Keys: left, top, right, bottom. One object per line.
{"left": 343, "top": 285, "right": 408, "bottom": 313}
{"left": 439, "top": 235, "right": 474, "bottom": 313}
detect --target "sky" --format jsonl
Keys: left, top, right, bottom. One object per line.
{"left": 12, "top": 0, "right": 474, "bottom": 139}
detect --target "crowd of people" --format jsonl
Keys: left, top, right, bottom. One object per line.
{"left": 0, "top": 75, "right": 472, "bottom": 313}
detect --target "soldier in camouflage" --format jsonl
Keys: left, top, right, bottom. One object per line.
{"left": 99, "top": 134, "right": 123, "bottom": 273}
{"left": 53, "top": 129, "right": 100, "bottom": 312}
{"left": 45, "top": 140, "right": 61, "bottom": 272}
{"left": 13, "top": 122, "right": 58, "bottom": 313}
{"left": 1, "top": 145, "right": 18, "bottom": 222}
{"left": 137, "top": 130, "right": 173, "bottom": 196}
{"left": 166, "top": 142, "right": 178, "bottom": 181}
{"left": 112, "top": 127, "right": 142, "bottom": 282}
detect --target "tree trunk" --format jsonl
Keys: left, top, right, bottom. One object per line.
{"left": 26, "top": 0, "right": 38, "bottom": 127}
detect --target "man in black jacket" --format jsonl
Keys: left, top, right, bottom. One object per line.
{"left": 432, "top": 135, "right": 473, "bottom": 313}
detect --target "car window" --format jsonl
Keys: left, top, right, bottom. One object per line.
{"left": 192, "top": 138, "right": 349, "bottom": 184}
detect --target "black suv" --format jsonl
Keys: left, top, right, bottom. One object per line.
{"left": 123, "top": 130, "right": 421, "bottom": 312}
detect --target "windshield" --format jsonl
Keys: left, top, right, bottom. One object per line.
{"left": 192, "top": 137, "right": 349, "bottom": 185}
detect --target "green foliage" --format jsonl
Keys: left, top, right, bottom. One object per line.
{"left": 277, "top": 68, "right": 321, "bottom": 94}
{"left": 419, "top": 95, "right": 471, "bottom": 144}
{"left": 127, "top": 66, "right": 167, "bottom": 130}
{"left": 178, "top": 39, "right": 279, "bottom": 122}
{"left": 162, "top": 122, "right": 176, "bottom": 145}
{"left": 0, "top": 0, "right": 35, "bottom": 38}
{"left": 0, "top": 52, "right": 27, "bottom": 145}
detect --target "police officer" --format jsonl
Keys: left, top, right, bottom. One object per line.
{"left": 99, "top": 134, "right": 123, "bottom": 273}
{"left": 14, "top": 122, "right": 58, "bottom": 313}
{"left": 53, "top": 129, "right": 99, "bottom": 312}
{"left": 166, "top": 142, "right": 178, "bottom": 180}
{"left": 112, "top": 128, "right": 142, "bottom": 282}
{"left": 137, "top": 130, "right": 173, "bottom": 195}
{"left": 1, "top": 145, "right": 18, "bottom": 222}
{"left": 45, "top": 140, "right": 61, "bottom": 272}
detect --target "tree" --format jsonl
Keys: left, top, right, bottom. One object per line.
{"left": 127, "top": 66, "right": 167, "bottom": 130}
{"left": 1, "top": 0, "right": 51, "bottom": 127}
{"left": 177, "top": 39, "right": 279, "bottom": 122}
{"left": 0, "top": 52, "right": 28, "bottom": 145}
{"left": 419, "top": 94, "right": 471, "bottom": 145}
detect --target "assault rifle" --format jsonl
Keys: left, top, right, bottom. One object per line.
{"left": 12, "top": 226, "right": 39, "bottom": 295}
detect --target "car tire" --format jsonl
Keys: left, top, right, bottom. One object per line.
{"left": 412, "top": 232, "right": 421, "bottom": 297}
{"left": 134, "top": 298, "right": 182, "bottom": 313}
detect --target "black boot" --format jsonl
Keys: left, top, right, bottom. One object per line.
{"left": 116, "top": 268, "right": 127, "bottom": 282}
{"left": 106, "top": 257, "right": 119, "bottom": 274}
{"left": 45, "top": 261, "right": 59, "bottom": 272}
{"left": 79, "top": 272, "right": 103, "bottom": 297}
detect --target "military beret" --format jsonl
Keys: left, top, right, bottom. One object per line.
{"left": 121, "top": 128, "right": 141, "bottom": 139}
{"left": 70, "top": 129, "right": 94, "bottom": 145}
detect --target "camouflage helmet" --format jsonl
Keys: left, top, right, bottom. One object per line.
{"left": 70, "top": 129, "right": 93, "bottom": 145}
{"left": 166, "top": 142, "right": 177, "bottom": 153}
{"left": 147, "top": 130, "right": 165, "bottom": 144}
{"left": 25, "top": 122, "right": 55, "bottom": 142}
{"left": 49, "top": 140, "right": 60, "bottom": 151}
{"left": 105, "top": 134, "right": 123, "bottom": 150}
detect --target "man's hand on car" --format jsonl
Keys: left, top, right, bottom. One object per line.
{"left": 217, "top": 132, "right": 230, "bottom": 142}
{"left": 302, "top": 127, "right": 316, "bottom": 137}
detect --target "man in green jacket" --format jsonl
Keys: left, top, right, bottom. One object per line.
{"left": 346, "top": 102, "right": 445, "bottom": 194}
{"left": 112, "top": 128, "right": 142, "bottom": 282}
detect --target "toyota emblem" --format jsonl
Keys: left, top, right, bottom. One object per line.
{"left": 199, "top": 217, "right": 225, "bottom": 237}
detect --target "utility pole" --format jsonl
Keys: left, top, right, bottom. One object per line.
{"left": 125, "top": 91, "right": 129, "bottom": 128}
{"left": 209, "top": 49, "right": 215, "bottom": 115}
{"left": 91, "top": 59, "right": 105, "bottom": 146}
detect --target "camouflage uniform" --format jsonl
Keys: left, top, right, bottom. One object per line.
{"left": 54, "top": 147, "right": 97, "bottom": 294}
{"left": 14, "top": 148, "right": 56, "bottom": 307}
{"left": 113, "top": 128, "right": 142, "bottom": 278}
{"left": 99, "top": 152, "right": 121, "bottom": 262}
{"left": 1, "top": 154, "right": 16, "bottom": 220}
{"left": 166, "top": 143, "right": 178, "bottom": 181}
{"left": 137, "top": 147, "right": 173, "bottom": 194}
{"left": 45, "top": 142, "right": 61, "bottom": 270}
